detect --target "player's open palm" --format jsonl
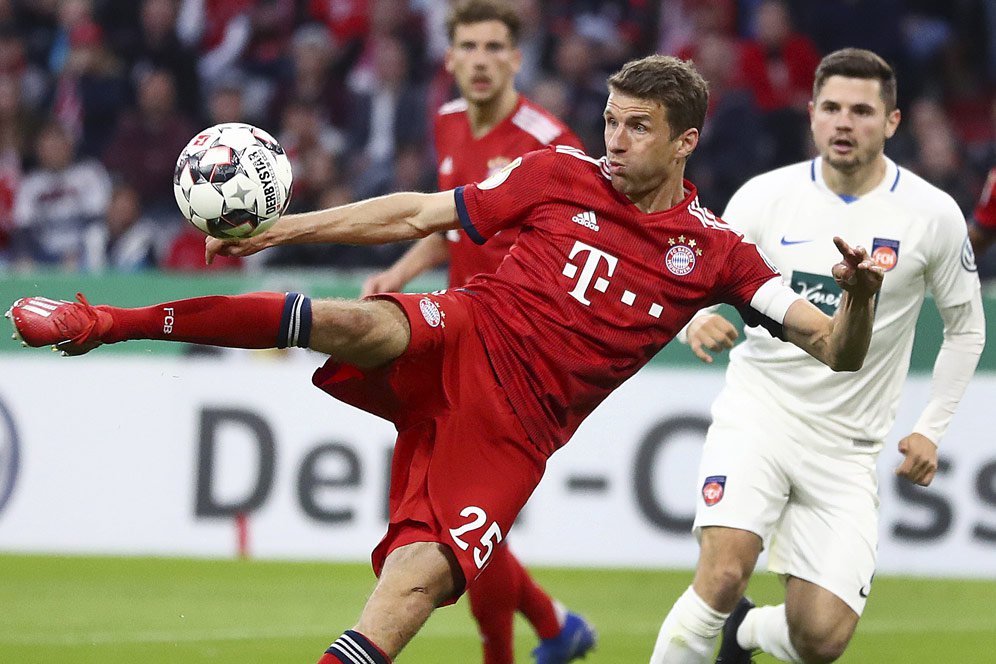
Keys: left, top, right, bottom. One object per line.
{"left": 686, "top": 314, "right": 739, "bottom": 363}
{"left": 831, "top": 236, "right": 884, "bottom": 298}
{"left": 895, "top": 432, "right": 939, "bottom": 486}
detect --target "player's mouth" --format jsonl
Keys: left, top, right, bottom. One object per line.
{"left": 470, "top": 76, "right": 492, "bottom": 92}
{"left": 608, "top": 160, "right": 626, "bottom": 174}
{"left": 830, "top": 137, "right": 855, "bottom": 155}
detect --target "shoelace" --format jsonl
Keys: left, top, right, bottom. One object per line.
{"left": 58, "top": 292, "right": 100, "bottom": 345}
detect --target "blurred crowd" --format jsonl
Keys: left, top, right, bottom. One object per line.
{"left": 2, "top": 0, "right": 996, "bottom": 277}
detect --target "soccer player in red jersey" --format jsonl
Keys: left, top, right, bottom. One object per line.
{"left": 8, "top": 55, "right": 884, "bottom": 664}
{"left": 969, "top": 165, "right": 996, "bottom": 256}
{"left": 361, "top": 4, "right": 592, "bottom": 662}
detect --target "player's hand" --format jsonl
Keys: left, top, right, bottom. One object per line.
{"left": 686, "top": 314, "right": 738, "bottom": 364}
{"left": 204, "top": 234, "right": 268, "bottom": 264}
{"left": 831, "top": 237, "right": 884, "bottom": 298}
{"left": 361, "top": 270, "right": 407, "bottom": 298}
{"left": 895, "top": 432, "right": 939, "bottom": 486}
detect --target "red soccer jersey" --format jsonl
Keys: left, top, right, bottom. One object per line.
{"left": 455, "top": 146, "right": 785, "bottom": 455}
{"left": 434, "top": 95, "right": 583, "bottom": 286}
{"left": 974, "top": 166, "right": 996, "bottom": 230}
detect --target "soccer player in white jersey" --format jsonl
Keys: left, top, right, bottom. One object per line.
{"left": 650, "top": 48, "right": 986, "bottom": 664}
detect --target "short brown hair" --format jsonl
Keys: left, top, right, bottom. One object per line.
{"left": 607, "top": 55, "right": 709, "bottom": 138}
{"left": 446, "top": 0, "right": 521, "bottom": 45}
{"left": 813, "top": 48, "right": 897, "bottom": 111}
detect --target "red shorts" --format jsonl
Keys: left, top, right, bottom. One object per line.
{"left": 312, "top": 290, "right": 546, "bottom": 598}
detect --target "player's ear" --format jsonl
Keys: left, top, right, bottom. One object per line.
{"left": 510, "top": 46, "right": 523, "bottom": 75}
{"left": 675, "top": 128, "right": 699, "bottom": 159}
{"left": 444, "top": 47, "right": 455, "bottom": 74}
{"left": 885, "top": 107, "right": 901, "bottom": 139}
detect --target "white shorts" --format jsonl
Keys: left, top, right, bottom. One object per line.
{"left": 692, "top": 416, "right": 880, "bottom": 615}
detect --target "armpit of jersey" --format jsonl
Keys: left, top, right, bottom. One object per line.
{"left": 740, "top": 277, "right": 804, "bottom": 340}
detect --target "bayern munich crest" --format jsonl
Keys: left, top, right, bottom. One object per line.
{"left": 665, "top": 236, "right": 702, "bottom": 276}
{"left": 419, "top": 297, "right": 443, "bottom": 328}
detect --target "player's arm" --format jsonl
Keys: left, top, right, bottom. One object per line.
{"left": 206, "top": 190, "right": 459, "bottom": 262}
{"left": 894, "top": 283, "right": 985, "bottom": 486}
{"left": 781, "top": 237, "right": 883, "bottom": 371}
{"left": 681, "top": 310, "right": 738, "bottom": 364}
{"left": 360, "top": 233, "right": 451, "bottom": 297}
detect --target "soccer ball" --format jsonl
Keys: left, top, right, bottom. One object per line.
{"left": 173, "top": 123, "right": 293, "bottom": 239}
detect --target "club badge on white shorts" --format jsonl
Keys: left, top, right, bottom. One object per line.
{"left": 702, "top": 475, "right": 726, "bottom": 506}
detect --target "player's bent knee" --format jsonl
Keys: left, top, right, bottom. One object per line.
{"left": 789, "top": 622, "right": 852, "bottom": 663}
{"left": 379, "top": 541, "right": 463, "bottom": 606}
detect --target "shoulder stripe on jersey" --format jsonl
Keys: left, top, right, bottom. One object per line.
{"left": 512, "top": 105, "right": 563, "bottom": 145}
{"left": 554, "top": 145, "right": 612, "bottom": 180}
{"left": 454, "top": 186, "right": 485, "bottom": 245}
{"left": 688, "top": 197, "right": 740, "bottom": 235}
{"left": 438, "top": 98, "right": 468, "bottom": 115}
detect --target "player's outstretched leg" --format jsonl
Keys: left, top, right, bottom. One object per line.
{"left": 714, "top": 596, "right": 755, "bottom": 664}
{"left": 7, "top": 291, "right": 301, "bottom": 355}
{"left": 318, "top": 541, "right": 460, "bottom": 663}
{"left": 7, "top": 291, "right": 409, "bottom": 367}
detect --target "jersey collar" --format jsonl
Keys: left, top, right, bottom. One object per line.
{"left": 810, "top": 156, "right": 901, "bottom": 203}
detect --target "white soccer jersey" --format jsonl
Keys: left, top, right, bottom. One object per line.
{"left": 716, "top": 156, "right": 981, "bottom": 452}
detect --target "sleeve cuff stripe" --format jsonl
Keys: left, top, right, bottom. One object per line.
{"left": 455, "top": 186, "right": 485, "bottom": 245}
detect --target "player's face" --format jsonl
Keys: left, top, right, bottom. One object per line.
{"left": 445, "top": 21, "right": 521, "bottom": 106}
{"left": 603, "top": 91, "right": 698, "bottom": 203}
{"left": 810, "top": 75, "right": 900, "bottom": 175}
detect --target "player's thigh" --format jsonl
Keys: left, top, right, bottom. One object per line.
{"left": 431, "top": 377, "right": 546, "bottom": 585}
{"left": 310, "top": 297, "right": 411, "bottom": 367}
{"left": 692, "top": 421, "right": 791, "bottom": 542}
{"left": 769, "top": 450, "right": 878, "bottom": 616}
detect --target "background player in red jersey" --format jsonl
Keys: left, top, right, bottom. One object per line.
{"left": 8, "top": 55, "right": 884, "bottom": 664}
{"left": 362, "top": 4, "right": 594, "bottom": 662}
{"left": 969, "top": 165, "right": 996, "bottom": 257}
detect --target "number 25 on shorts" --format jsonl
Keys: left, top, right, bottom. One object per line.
{"left": 448, "top": 506, "right": 504, "bottom": 569}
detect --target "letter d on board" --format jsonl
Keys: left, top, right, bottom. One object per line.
{"left": 195, "top": 408, "right": 276, "bottom": 517}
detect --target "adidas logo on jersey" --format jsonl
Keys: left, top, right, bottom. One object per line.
{"left": 571, "top": 210, "right": 599, "bottom": 231}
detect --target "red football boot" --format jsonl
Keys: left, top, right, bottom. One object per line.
{"left": 6, "top": 293, "right": 112, "bottom": 355}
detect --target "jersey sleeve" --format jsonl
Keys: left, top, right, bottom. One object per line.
{"left": 715, "top": 237, "right": 800, "bottom": 338}
{"left": 928, "top": 195, "right": 981, "bottom": 308}
{"left": 454, "top": 147, "right": 553, "bottom": 245}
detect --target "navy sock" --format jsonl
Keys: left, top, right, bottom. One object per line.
{"left": 277, "top": 292, "right": 312, "bottom": 348}
{"left": 324, "top": 630, "right": 390, "bottom": 664}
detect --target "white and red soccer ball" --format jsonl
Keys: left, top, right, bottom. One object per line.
{"left": 173, "top": 123, "right": 293, "bottom": 239}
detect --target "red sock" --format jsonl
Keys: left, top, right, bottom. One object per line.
{"left": 511, "top": 552, "right": 561, "bottom": 640}
{"left": 99, "top": 292, "right": 311, "bottom": 349}
{"left": 469, "top": 544, "right": 519, "bottom": 664}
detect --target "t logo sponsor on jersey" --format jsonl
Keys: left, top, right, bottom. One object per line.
{"left": 791, "top": 271, "right": 842, "bottom": 315}
{"left": 562, "top": 240, "right": 618, "bottom": 306}
{"left": 870, "top": 238, "right": 900, "bottom": 271}
{"left": 571, "top": 210, "right": 599, "bottom": 231}
{"left": 702, "top": 475, "right": 726, "bottom": 506}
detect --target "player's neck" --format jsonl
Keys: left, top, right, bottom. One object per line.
{"left": 821, "top": 154, "right": 888, "bottom": 197}
{"left": 467, "top": 89, "right": 519, "bottom": 139}
{"left": 629, "top": 175, "right": 687, "bottom": 214}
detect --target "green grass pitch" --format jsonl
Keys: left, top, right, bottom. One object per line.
{"left": 2, "top": 554, "right": 994, "bottom": 663}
